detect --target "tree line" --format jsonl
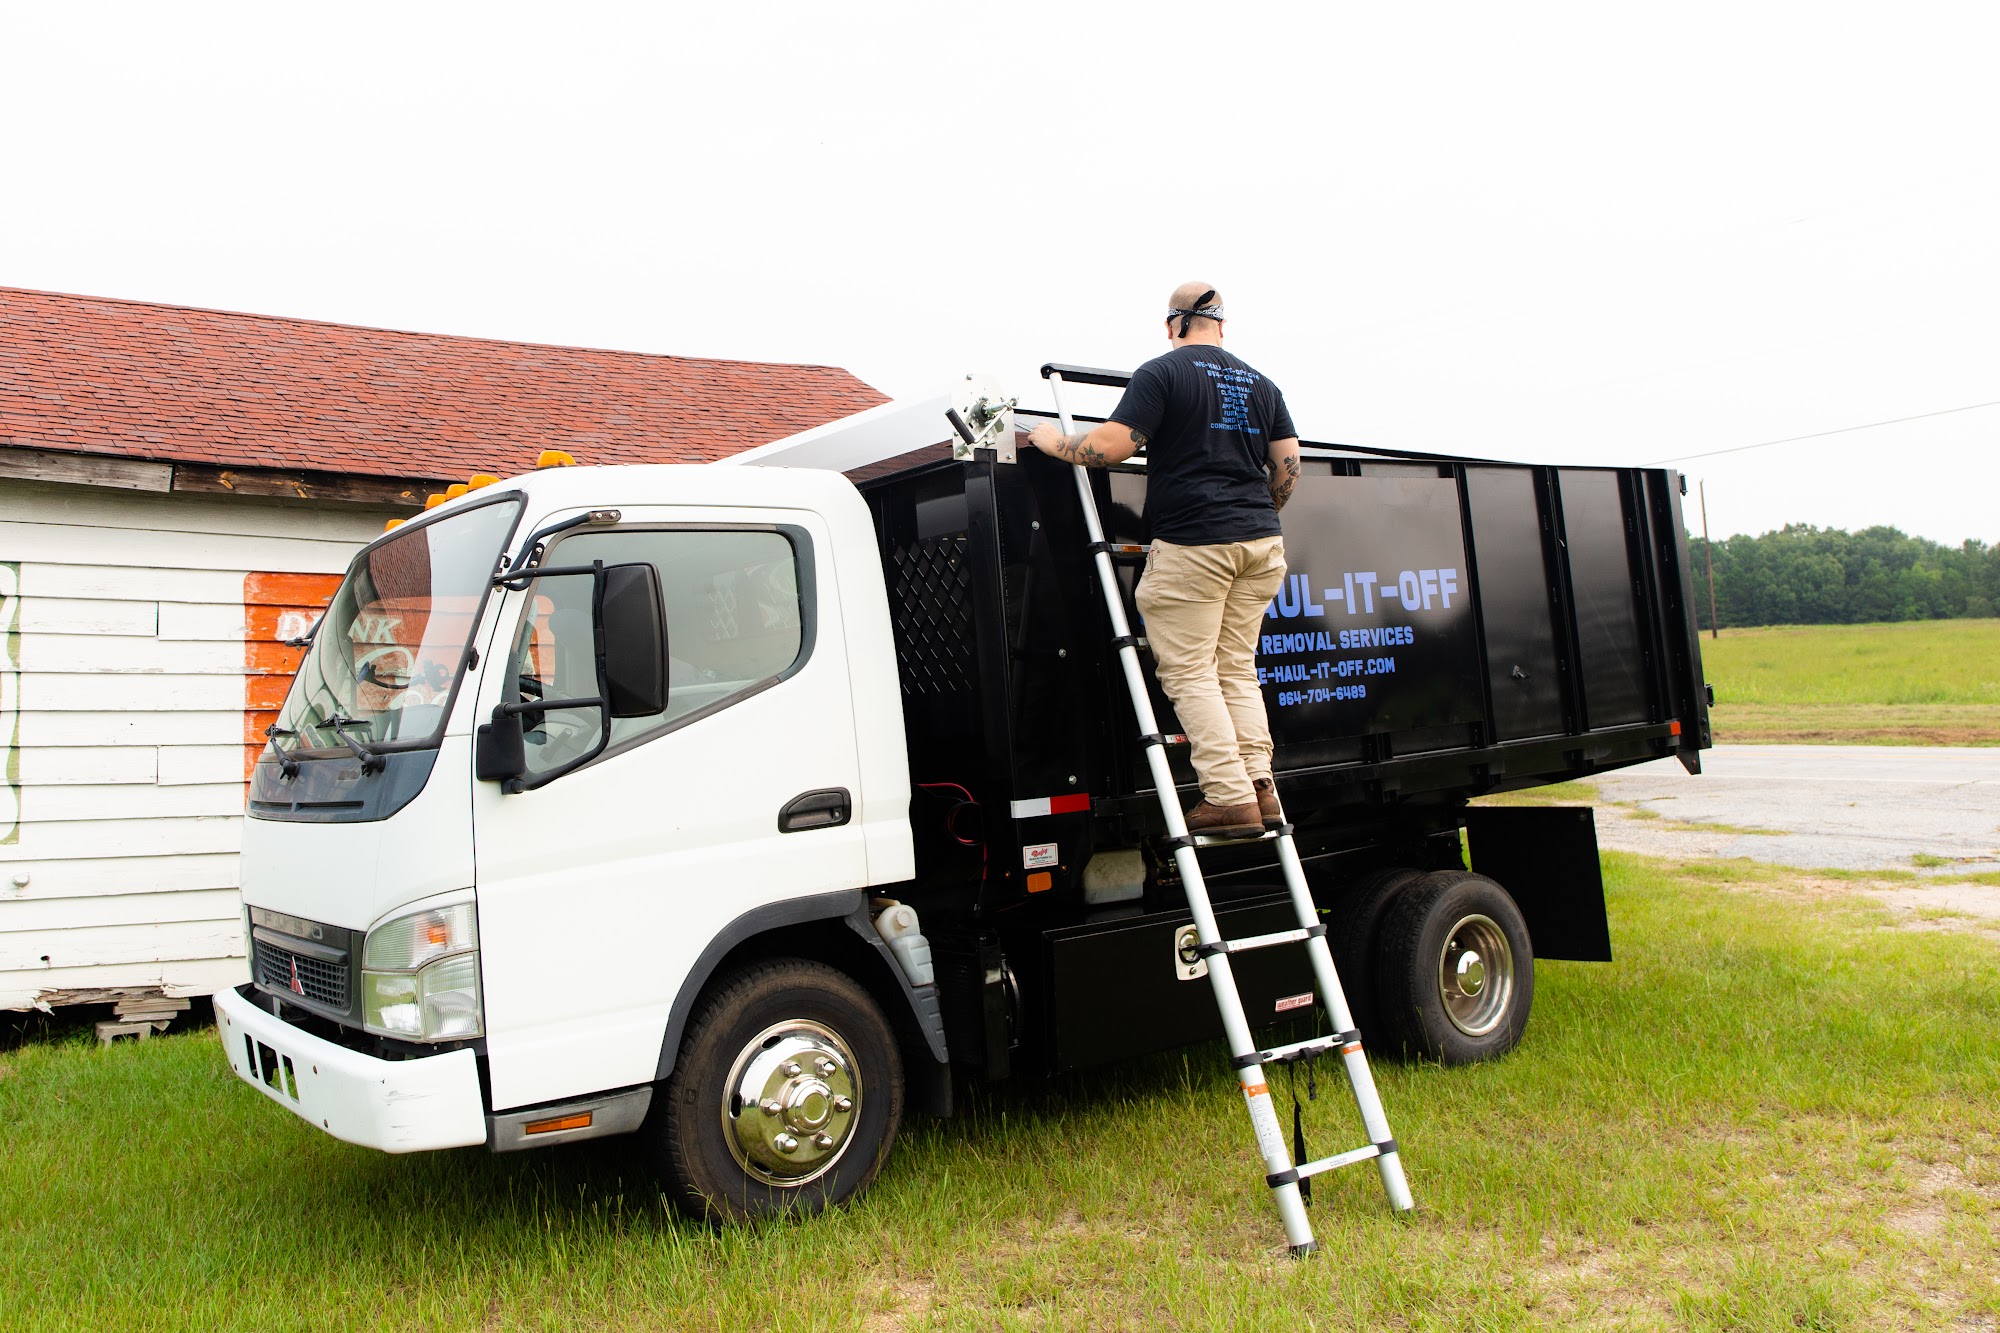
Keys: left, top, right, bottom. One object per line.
{"left": 1688, "top": 525, "right": 2000, "bottom": 627}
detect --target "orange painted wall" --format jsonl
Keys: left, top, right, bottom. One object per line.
{"left": 242, "top": 572, "right": 342, "bottom": 779}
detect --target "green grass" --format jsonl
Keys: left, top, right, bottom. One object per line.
{"left": 1700, "top": 620, "right": 2000, "bottom": 745}
{"left": 4, "top": 855, "right": 1998, "bottom": 1329}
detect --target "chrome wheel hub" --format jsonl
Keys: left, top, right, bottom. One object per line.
{"left": 723, "top": 1020, "right": 861, "bottom": 1186}
{"left": 1438, "top": 914, "right": 1513, "bottom": 1037}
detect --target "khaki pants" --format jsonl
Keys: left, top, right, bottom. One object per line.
{"left": 1134, "top": 535, "right": 1287, "bottom": 808}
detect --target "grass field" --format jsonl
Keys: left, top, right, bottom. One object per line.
{"left": 1700, "top": 619, "right": 2000, "bottom": 745}
{"left": 4, "top": 854, "right": 1997, "bottom": 1330}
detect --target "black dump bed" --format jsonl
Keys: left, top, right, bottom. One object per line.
{"left": 856, "top": 430, "right": 1711, "bottom": 1075}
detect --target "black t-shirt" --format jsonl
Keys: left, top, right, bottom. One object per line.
{"left": 1109, "top": 345, "right": 1296, "bottom": 546}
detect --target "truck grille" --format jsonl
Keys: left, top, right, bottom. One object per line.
{"left": 253, "top": 937, "right": 349, "bottom": 1009}
{"left": 890, "top": 536, "right": 974, "bottom": 695}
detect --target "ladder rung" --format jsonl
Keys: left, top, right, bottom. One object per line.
{"left": 1297, "top": 1143, "right": 1390, "bottom": 1179}
{"left": 1199, "top": 924, "right": 1326, "bottom": 958}
{"left": 1178, "top": 828, "right": 1279, "bottom": 848}
{"left": 1233, "top": 1031, "right": 1356, "bottom": 1070}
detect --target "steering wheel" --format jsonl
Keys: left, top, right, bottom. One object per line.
{"left": 526, "top": 707, "right": 601, "bottom": 761}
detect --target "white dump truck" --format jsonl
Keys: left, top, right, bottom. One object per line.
{"left": 216, "top": 375, "right": 1710, "bottom": 1223}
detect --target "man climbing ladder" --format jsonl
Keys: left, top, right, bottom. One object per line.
{"left": 1027, "top": 282, "right": 1303, "bottom": 840}
{"left": 1033, "top": 285, "right": 1414, "bottom": 1253}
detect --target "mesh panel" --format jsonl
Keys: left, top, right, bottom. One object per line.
{"left": 890, "top": 536, "right": 974, "bottom": 696}
{"left": 253, "top": 937, "right": 349, "bottom": 1009}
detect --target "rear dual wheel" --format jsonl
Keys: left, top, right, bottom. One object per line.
{"left": 1326, "top": 867, "right": 1534, "bottom": 1064}
{"left": 650, "top": 958, "right": 904, "bottom": 1221}
{"left": 1372, "top": 870, "right": 1534, "bottom": 1064}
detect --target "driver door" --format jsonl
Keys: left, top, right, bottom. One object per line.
{"left": 470, "top": 507, "right": 867, "bottom": 1112}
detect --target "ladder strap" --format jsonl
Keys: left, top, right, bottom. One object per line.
{"left": 1109, "top": 634, "right": 1141, "bottom": 652}
{"left": 1195, "top": 923, "right": 1326, "bottom": 958}
{"left": 1086, "top": 540, "right": 1149, "bottom": 556}
{"left": 1376, "top": 1138, "right": 1399, "bottom": 1156}
{"left": 1229, "top": 1024, "right": 1357, "bottom": 1070}
{"left": 1136, "top": 732, "right": 1168, "bottom": 748}
{"left": 1264, "top": 1167, "right": 1300, "bottom": 1189}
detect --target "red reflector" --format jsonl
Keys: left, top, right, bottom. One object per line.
{"left": 1048, "top": 793, "right": 1091, "bottom": 815}
{"left": 1026, "top": 871, "right": 1053, "bottom": 893}
{"left": 1669, "top": 720, "right": 1682, "bottom": 736}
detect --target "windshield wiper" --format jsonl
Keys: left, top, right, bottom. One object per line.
{"left": 264, "top": 725, "right": 302, "bottom": 780}
{"left": 324, "top": 713, "right": 387, "bottom": 774}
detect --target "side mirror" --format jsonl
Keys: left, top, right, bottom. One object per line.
{"left": 598, "top": 562, "right": 668, "bottom": 718}
{"left": 475, "top": 709, "right": 526, "bottom": 783}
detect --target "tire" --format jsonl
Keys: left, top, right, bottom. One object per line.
{"left": 651, "top": 958, "right": 904, "bottom": 1221}
{"left": 1323, "top": 866, "right": 1426, "bottom": 1043}
{"left": 1373, "top": 870, "right": 1534, "bottom": 1064}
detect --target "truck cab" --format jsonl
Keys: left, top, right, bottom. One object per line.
{"left": 218, "top": 464, "right": 939, "bottom": 1217}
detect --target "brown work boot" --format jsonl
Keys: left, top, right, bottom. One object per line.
{"left": 1253, "top": 777, "right": 1284, "bottom": 829}
{"left": 1185, "top": 798, "right": 1264, "bottom": 841}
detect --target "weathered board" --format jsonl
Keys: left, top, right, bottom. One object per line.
{"left": 0, "top": 478, "right": 378, "bottom": 1009}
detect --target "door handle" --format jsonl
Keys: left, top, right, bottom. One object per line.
{"left": 778, "top": 788, "right": 851, "bottom": 833}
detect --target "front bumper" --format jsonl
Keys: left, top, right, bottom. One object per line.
{"left": 215, "top": 984, "right": 487, "bottom": 1154}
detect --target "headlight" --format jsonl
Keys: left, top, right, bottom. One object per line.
{"left": 362, "top": 902, "right": 482, "bottom": 1041}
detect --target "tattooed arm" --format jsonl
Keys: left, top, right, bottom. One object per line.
{"left": 1027, "top": 420, "right": 1146, "bottom": 467}
{"left": 1267, "top": 436, "right": 1302, "bottom": 511}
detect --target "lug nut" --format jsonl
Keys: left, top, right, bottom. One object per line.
{"left": 761, "top": 1099, "right": 781, "bottom": 1116}
{"left": 814, "top": 1133, "right": 834, "bottom": 1149}
{"left": 773, "top": 1133, "right": 799, "bottom": 1153}
{"left": 816, "top": 1058, "right": 836, "bottom": 1076}
{"left": 832, "top": 1095, "right": 853, "bottom": 1113}
{"left": 782, "top": 1061, "right": 802, "bottom": 1078}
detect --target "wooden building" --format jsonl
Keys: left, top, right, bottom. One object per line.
{"left": 0, "top": 287, "right": 885, "bottom": 1014}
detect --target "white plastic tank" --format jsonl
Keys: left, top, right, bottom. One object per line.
{"left": 872, "top": 902, "right": 934, "bottom": 988}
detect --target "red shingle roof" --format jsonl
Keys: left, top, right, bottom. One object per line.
{"left": 0, "top": 287, "right": 887, "bottom": 480}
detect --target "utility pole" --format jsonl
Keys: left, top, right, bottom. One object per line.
{"left": 1699, "top": 480, "right": 1719, "bottom": 641}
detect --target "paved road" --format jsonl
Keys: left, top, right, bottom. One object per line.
{"left": 1588, "top": 745, "right": 2000, "bottom": 873}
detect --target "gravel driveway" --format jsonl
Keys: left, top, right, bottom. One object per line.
{"left": 1583, "top": 745, "right": 2000, "bottom": 920}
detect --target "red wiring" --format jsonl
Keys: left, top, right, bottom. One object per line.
{"left": 917, "top": 781, "right": 987, "bottom": 882}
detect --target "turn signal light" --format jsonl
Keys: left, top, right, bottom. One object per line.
{"left": 536, "top": 450, "right": 577, "bottom": 468}
{"left": 424, "top": 494, "right": 446, "bottom": 509}
{"left": 445, "top": 483, "right": 469, "bottom": 499}
{"left": 467, "top": 473, "right": 500, "bottom": 490}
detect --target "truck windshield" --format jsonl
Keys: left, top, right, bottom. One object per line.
{"left": 273, "top": 498, "right": 522, "bottom": 757}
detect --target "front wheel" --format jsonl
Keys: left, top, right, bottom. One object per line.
{"left": 1373, "top": 871, "right": 1534, "bottom": 1064}
{"left": 650, "top": 958, "right": 904, "bottom": 1220}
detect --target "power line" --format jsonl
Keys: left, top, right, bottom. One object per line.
{"left": 1649, "top": 399, "right": 2000, "bottom": 465}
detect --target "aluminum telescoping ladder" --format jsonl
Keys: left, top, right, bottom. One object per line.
{"left": 1044, "top": 368, "right": 1415, "bottom": 1253}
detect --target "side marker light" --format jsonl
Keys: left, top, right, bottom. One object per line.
{"left": 384, "top": 519, "right": 404, "bottom": 531}
{"left": 424, "top": 494, "right": 446, "bottom": 509}
{"left": 445, "top": 483, "right": 470, "bottom": 499}
{"left": 536, "top": 450, "right": 577, "bottom": 468}
{"left": 466, "top": 473, "right": 500, "bottom": 490}
{"left": 524, "top": 1112, "right": 593, "bottom": 1135}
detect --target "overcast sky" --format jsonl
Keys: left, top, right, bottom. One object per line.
{"left": 5, "top": 4, "right": 1995, "bottom": 545}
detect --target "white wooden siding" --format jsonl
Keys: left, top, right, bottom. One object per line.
{"left": 0, "top": 479, "right": 389, "bottom": 1009}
